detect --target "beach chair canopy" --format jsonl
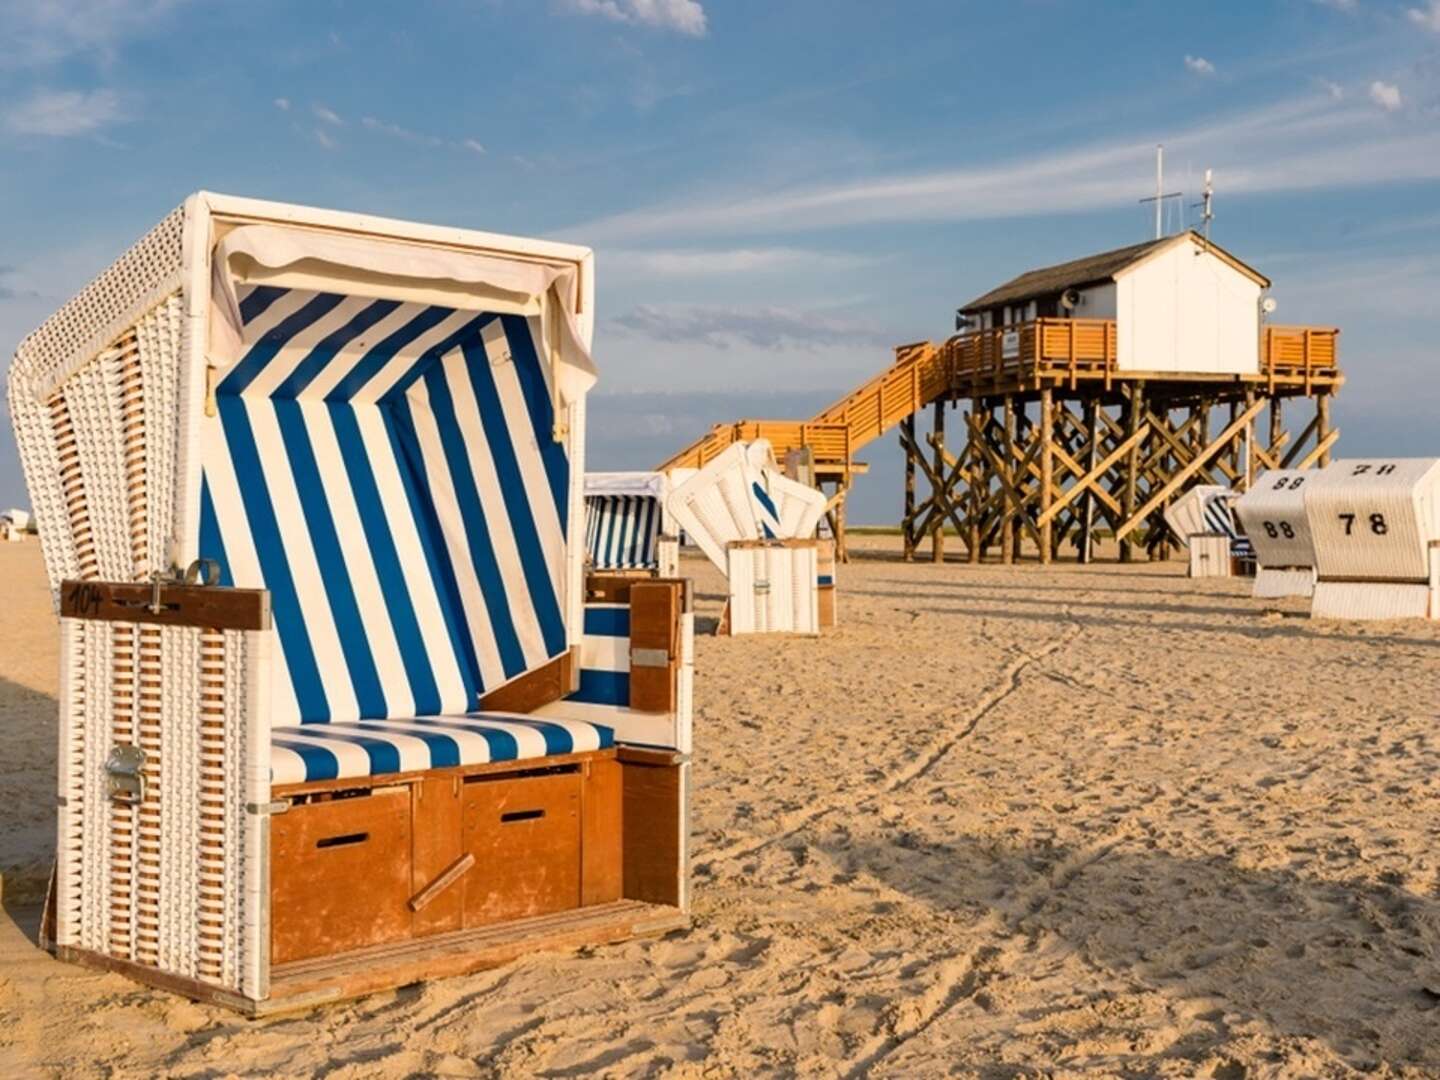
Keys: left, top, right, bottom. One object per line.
{"left": 584, "top": 471, "right": 670, "bottom": 571}
{"left": 666, "top": 441, "right": 826, "bottom": 574}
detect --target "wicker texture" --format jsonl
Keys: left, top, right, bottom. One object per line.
{"left": 58, "top": 618, "right": 264, "bottom": 995}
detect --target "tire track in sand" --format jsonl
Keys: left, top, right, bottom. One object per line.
{"left": 704, "top": 611, "right": 1083, "bottom": 869}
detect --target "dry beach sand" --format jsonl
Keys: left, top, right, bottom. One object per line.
{"left": 1, "top": 535, "right": 1438, "bottom": 1078}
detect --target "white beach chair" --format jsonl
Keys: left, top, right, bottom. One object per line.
{"left": 7, "top": 193, "right": 693, "bottom": 1014}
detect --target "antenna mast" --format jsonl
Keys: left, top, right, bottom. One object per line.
{"left": 1138, "top": 144, "right": 1183, "bottom": 239}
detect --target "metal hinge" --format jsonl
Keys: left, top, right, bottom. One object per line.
{"left": 245, "top": 800, "right": 291, "bottom": 817}
{"left": 631, "top": 647, "right": 671, "bottom": 669}
{"left": 105, "top": 744, "right": 146, "bottom": 805}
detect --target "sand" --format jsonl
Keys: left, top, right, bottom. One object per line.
{"left": 1, "top": 534, "right": 1438, "bottom": 1078}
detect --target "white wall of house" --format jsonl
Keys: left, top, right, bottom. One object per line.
{"left": 1115, "top": 239, "right": 1261, "bottom": 374}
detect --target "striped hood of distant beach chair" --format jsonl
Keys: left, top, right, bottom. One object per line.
{"left": 1201, "top": 491, "right": 1252, "bottom": 559}
{"left": 586, "top": 494, "right": 661, "bottom": 570}
{"left": 666, "top": 441, "right": 827, "bottom": 574}
{"left": 198, "top": 285, "right": 571, "bottom": 727}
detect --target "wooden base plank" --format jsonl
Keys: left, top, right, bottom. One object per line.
{"left": 58, "top": 900, "right": 686, "bottom": 1018}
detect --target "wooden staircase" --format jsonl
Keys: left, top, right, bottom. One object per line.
{"left": 655, "top": 341, "right": 949, "bottom": 475}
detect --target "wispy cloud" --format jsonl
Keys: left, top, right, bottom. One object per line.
{"left": 604, "top": 246, "right": 873, "bottom": 277}
{"left": 1184, "top": 55, "right": 1216, "bottom": 76}
{"left": 4, "top": 89, "right": 122, "bottom": 136}
{"left": 1408, "top": 1, "right": 1440, "bottom": 31}
{"left": 1369, "top": 80, "right": 1403, "bottom": 111}
{"left": 311, "top": 103, "right": 344, "bottom": 126}
{"left": 273, "top": 97, "right": 291, "bottom": 111}
{"left": 574, "top": 94, "right": 1440, "bottom": 241}
{"left": 313, "top": 127, "right": 338, "bottom": 151}
{"left": 560, "top": 0, "right": 707, "bottom": 37}
{"left": 1310, "top": 0, "right": 1358, "bottom": 11}
{"left": 361, "top": 116, "right": 486, "bottom": 154}
{"left": 0, "top": 0, "right": 188, "bottom": 67}
{"left": 1318, "top": 78, "right": 1345, "bottom": 100}
{"left": 607, "top": 304, "right": 891, "bottom": 350}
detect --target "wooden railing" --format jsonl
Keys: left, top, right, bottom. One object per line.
{"left": 1261, "top": 325, "right": 1340, "bottom": 391}
{"left": 657, "top": 340, "right": 945, "bottom": 473}
{"left": 944, "top": 318, "right": 1118, "bottom": 389}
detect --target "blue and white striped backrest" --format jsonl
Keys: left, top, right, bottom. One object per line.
{"left": 197, "top": 286, "right": 571, "bottom": 727}
{"left": 1202, "top": 492, "right": 1252, "bottom": 557}
{"left": 586, "top": 495, "right": 660, "bottom": 570}
{"left": 567, "top": 603, "right": 630, "bottom": 708}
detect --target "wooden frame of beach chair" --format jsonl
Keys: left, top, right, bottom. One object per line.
{"left": 9, "top": 194, "right": 694, "bottom": 1015}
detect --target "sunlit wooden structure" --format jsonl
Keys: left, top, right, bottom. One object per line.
{"left": 900, "top": 232, "right": 1342, "bottom": 564}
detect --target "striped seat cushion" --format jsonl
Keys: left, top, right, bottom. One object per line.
{"left": 270, "top": 713, "right": 614, "bottom": 786}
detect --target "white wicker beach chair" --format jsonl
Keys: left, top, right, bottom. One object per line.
{"left": 8, "top": 193, "right": 693, "bottom": 1014}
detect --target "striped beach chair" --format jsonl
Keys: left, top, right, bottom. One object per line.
{"left": 8, "top": 194, "right": 693, "bottom": 1014}
{"left": 583, "top": 472, "right": 678, "bottom": 576}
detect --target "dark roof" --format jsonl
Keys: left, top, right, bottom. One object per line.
{"left": 960, "top": 236, "right": 1170, "bottom": 314}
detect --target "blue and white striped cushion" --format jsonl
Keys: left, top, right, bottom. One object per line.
{"left": 567, "top": 603, "right": 629, "bottom": 708}
{"left": 1202, "top": 493, "right": 1253, "bottom": 559}
{"left": 270, "top": 712, "right": 614, "bottom": 785}
{"left": 198, "top": 286, "right": 570, "bottom": 727}
{"left": 585, "top": 495, "right": 660, "bottom": 570}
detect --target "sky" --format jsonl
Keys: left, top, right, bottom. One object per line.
{"left": 2, "top": 0, "right": 1439, "bottom": 523}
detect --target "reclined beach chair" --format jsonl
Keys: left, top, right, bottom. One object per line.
{"left": 7, "top": 193, "right": 693, "bottom": 1014}
{"left": 584, "top": 471, "right": 679, "bottom": 577}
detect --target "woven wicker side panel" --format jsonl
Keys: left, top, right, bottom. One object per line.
{"left": 60, "top": 618, "right": 261, "bottom": 997}
{"left": 11, "top": 293, "right": 185, "bottom": 603}
{"left": 10, "top": 205, "right": 184, "bottom": 393}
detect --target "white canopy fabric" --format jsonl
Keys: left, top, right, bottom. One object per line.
{"left": 584, "top": 472, "right": 669, "bottom": 499}
{"left": 209, "top": 224, "right": 598, "bottom": 405}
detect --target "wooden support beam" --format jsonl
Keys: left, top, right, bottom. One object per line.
{"left": 932, "top": 399, "right": 946, "bottom": 563}
{"left": 1002, "top": 395, "right": 1016, "bottom": 564}
{"left": 1294, "top": 427, "right": 1340, "bottom": 470}
{"left": 1036, "top": 422, "right": 1150, "bottom": 527}
{"left": 1121, "top": 382, "right": 1144, "bottom": 563}
{"left": 1316, "top": 392, "right": 1333, "bottom": 467}
{"left": 901, "top": 415, "right": 916, "bottom": 561}
{"left": 1114, "top": 397, "right": 1268, "bottom": 541}
{"left": 1039, "top": 388, "right": 1054, "bottom": 565}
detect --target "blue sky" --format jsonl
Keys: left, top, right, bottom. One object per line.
{"left": 3, "top": 0, "right": 1439, "bottom": 522}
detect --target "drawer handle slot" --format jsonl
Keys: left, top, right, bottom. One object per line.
{"left": 500, "top": 809, "right": 545, "bottom": 824}
{"left": 316, "top": 832, "right": 369, "bottom": 849}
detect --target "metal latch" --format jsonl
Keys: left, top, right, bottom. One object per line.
{"left": 630, "top": 647, "right": 671, "bottom": 669}
{"left": 754, "top": 579, "right": 771, "bottom": 594}
{"left": 106, "top": 744, "right": 147, "bottom": 804}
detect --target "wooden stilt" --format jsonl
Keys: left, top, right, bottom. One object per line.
{"left": 968, "top": 402, "right": 982, "bottom": 563}
{"left": 931, "top": 398, "right": 946, "bottom": 563}
{"left": 901, "top": 415, "right": 916, "bottom": 562}
{"left": 1316, "top": 392, "right": 1332, "bottom": 466}
{"left": 1242, "top": 390, "right": 1257, "bottom": 490}
{"left": 1080, "top": 398, "right": 1100, "bottom": 563}
{"left": 1039, "top": 387, "right": 1054, "bottom": 566}
{"left": 1120, "top": 381, "right": 1144, "bottom": 563}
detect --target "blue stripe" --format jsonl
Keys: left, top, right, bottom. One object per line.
{"left": 387, "top": 395, "right": 483, "bottom": 706}
{"left": 333, "top": 723, "right": 462, "bottom": 770}
{"left": 377, "top": 313, "right": 493, "bottom": 405}
{"left": 462, "top": 338, "right": 566, "bottom": 657}
{"left": 273, "top": 397, "right": 387, "bottom": 718}
{"left": 505, "top": 718, "right": 580, "bottom": 756}
{"left": 753, "top": 481, "right": 779, "bottom": 540}
{"left": 217, "top": 393, "right": 329, "bottom": 723}
{"left": 409, "top": 717, "right": 520, "bottom": 761}
{"left": 272, "top": 738, "right": 338, "bottom": 782}
{"left": 219, "top": 292, "right": 345, "bottom": 396}
{"left": 420, "top": 359, "right": 528, "bottom": 678}
{"left": 573, "top": 670, "right": 628, "bottom": 707}
{"left": 325, "top": 305, "right": 454, "bottom": 404}
{"left": 239, "top": 285, "right": 287, "bottom": 325}
{"left": 330, "top": 405, "right": 442, "bottom": 715}
{"left": 817, "top": 575, "right": 834, "bottom": 586}
{"left": 293, "top": 729, "right": 402, "bottom": 776}
{"left": 602, "top": 497, "right": 622, "bottom": 567}
{"left": 500, "top": 314, "right": 570, "bottom": 537}
{"left": 273, "top": 300, "right": 401, "bottom": 399}
{"left": 583, "top": 606, "right": 629, "bottom": 637}
{"left": 198, "top": 476, "right": 233, "bottom": 587}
